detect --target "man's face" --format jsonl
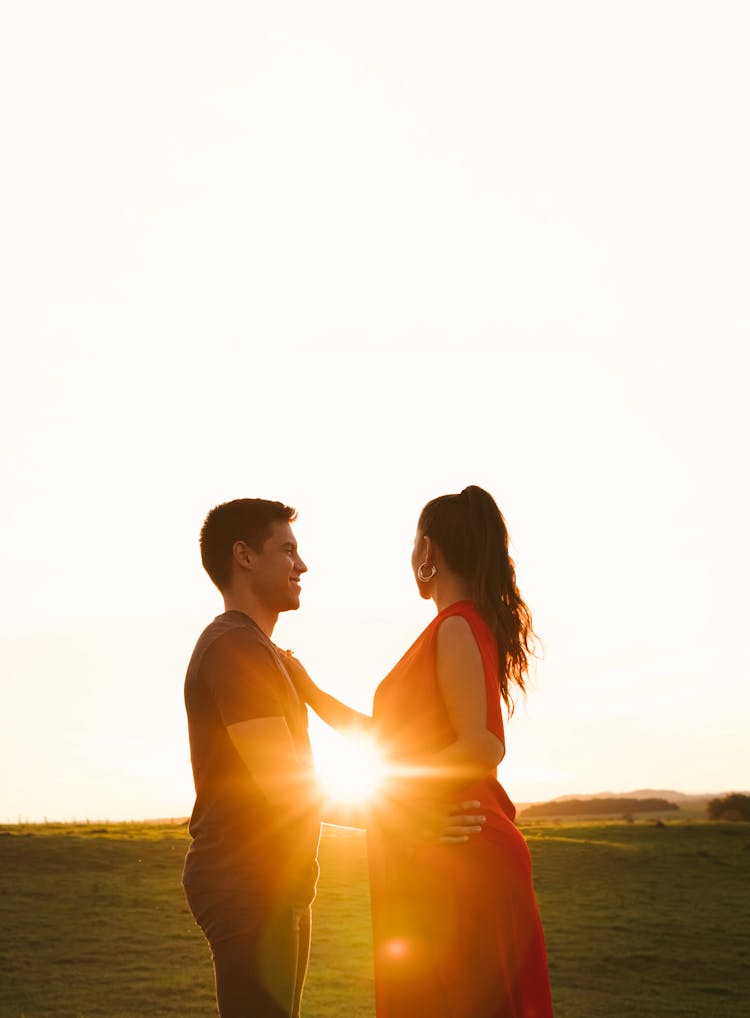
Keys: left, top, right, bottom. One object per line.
{"left": 251, "top": 520, "right": 307, "bottom": 613}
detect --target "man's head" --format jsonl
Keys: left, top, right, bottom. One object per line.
{"left": 199, "top": 498, "right": 307, "bottom": 612}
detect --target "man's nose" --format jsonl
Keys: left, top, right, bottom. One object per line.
{"left": 297, "top": 557, "right": 308, "bottom": 573}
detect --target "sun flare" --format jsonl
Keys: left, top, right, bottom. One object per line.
{"left": 312, "top": 730, "right": 387, "bottom": 803}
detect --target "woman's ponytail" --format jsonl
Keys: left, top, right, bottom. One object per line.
{"left": 420, "top": 486, "right": 535, "bottom": 714}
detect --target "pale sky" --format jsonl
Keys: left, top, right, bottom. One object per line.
{"left": 2, "top": 2, "right": 748, "bottom": 821}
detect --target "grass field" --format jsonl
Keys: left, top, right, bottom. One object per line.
{"left": 1, "top": 820, "right": 748, "bottom": 1017}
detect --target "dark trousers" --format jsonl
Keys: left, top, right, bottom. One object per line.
{"left": 185, "top": 888, "right": 312, "bottom": 1018}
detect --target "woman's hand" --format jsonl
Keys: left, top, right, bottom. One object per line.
{"left": 282, "top": 653, "right": 373, "bottom": 735}
{"left": 283, "top": 652, "right": 318, "bottom": 704}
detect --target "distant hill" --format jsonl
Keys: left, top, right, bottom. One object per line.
{"left": 537, "top": 789, "right": 749, "bottom": 804}
{"left": 546, "top": 789, "right": 699, "bottom": 803}
{"left": 515, "top": 789, "right": 750, "bottom": 820}
{"left": 521, "top": 796, "right": 678, "bottom": 819}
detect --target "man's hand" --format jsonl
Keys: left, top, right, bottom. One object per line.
{"left": 398, "top": 797, "right": 486, "bottom": 844}
{"left": 439, "top": 799, "right": 486, "bottom": 844}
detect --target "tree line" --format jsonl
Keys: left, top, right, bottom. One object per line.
{"left": 707, "top": 793, "right": 750, "bottom": 821}
{"left": 520, "top": 797, "right": 678, "bottom": 819}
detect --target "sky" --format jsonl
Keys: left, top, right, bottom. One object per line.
{"left": 2, "top": 1, "right": 748, "bottom": 821}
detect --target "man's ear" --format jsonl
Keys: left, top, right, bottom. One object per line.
{"left": 232, "top": 540, "right": 256, "bottom": 572}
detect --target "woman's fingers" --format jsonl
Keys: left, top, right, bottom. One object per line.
{"left": 439, "top": 825, "right": 484, "bottom": 844}
{"left": 450, "top": 813, "right": 485, "bottom": 826}
{"left": 455, "top": 800, "right": 482, "bottom": 812}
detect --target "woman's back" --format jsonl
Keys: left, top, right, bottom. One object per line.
{"left": 372, "top": 600, "right": 517, "bottom": 839}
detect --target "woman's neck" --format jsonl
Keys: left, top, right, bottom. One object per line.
{"left": 432, "top": 574, "right": 473, "bottom": 614}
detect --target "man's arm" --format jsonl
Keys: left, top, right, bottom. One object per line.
{"left": 319, "top": 798, "right": 485, "bottom": 842}
{"left": 226, "top": 717, "right": 374, "bottom": 830}
{"left": 227, "top": 715, "right": 321, "bottom": 812}
{"left": 228, "top": 713, "right": 486, "bottom": 842}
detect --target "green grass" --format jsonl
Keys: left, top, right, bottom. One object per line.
{"left": 524, "top": 821, "right": 750, "bottom": 1017}
{"left": 0, "top": 820, "right": 748, "bottom": 1017}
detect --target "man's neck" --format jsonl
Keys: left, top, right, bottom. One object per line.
{"left": 222, "top": 593, "right": 278, "bottom": 638}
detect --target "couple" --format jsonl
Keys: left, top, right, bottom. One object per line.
{"left": 182, "top": 488, "right": 553, "bottom": 1017}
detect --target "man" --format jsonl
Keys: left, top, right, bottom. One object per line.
{"left": 182, "top": 498, "right": 483, "bottom": 1018}
{"left": 183, "top": 498, "right": 317, "bottom": 1018}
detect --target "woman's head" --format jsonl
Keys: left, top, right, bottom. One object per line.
{"left": 414, "top": 485, "right": 535, "bottom": 712}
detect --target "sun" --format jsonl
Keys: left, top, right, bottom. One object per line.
{"left": 311, "top": 726, "right": 386, "bottom": 803}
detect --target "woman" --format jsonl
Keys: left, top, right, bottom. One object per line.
{"left": 291, "top": 486, "right": 553, "bottom": 1017}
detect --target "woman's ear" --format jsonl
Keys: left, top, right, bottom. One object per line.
{"left": 422, "top": 535, "right": 434, "bottom": 565}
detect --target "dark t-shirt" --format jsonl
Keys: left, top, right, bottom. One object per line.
{"left": 182, "top": 611, "right": 320, "bottom": 902}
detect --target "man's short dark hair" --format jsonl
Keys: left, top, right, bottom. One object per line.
{"left": 199, "top": 498, "right": 297, "bottom": 591}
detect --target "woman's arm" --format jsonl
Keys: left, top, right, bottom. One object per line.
{"left": 283, "top": 643, "right": 487, "bottom": 840}
{"left": 284, "top": 653, "right": 373, "bottom": 735}
{"left": 362, "top": 616, "right": 498, "bottom": 840}
{"left": 420, "top": 615, "right": 505, "bottom": 792}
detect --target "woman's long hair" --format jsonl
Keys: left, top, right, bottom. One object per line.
{"left": 418, "top": 485, "right": 535, "bottom": 715}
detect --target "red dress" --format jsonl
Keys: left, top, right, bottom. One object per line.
{"left": 368, "top": 601, "right": 553, "bottom": 1017}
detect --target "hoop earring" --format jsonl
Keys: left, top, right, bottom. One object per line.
{"left": 417, "top": 562, "right": 437, "bottom": 582}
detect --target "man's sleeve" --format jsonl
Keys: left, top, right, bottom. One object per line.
{"left": 201, "top": 627, "right": 285, "bottom": 727}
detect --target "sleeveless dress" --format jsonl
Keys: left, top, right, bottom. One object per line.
{"left": 367, "top": 601, "right": 554, "bottom": 1017}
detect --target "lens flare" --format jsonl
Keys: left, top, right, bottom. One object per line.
{"left": 314, "top": 733, "right": 386, "bottom": 803}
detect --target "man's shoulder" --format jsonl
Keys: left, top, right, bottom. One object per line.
{"left": 199, "top": 611, "right": 263, "bottom": 645}
{"left": 186, "top": 612, "right": 270, "bottom": 679}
